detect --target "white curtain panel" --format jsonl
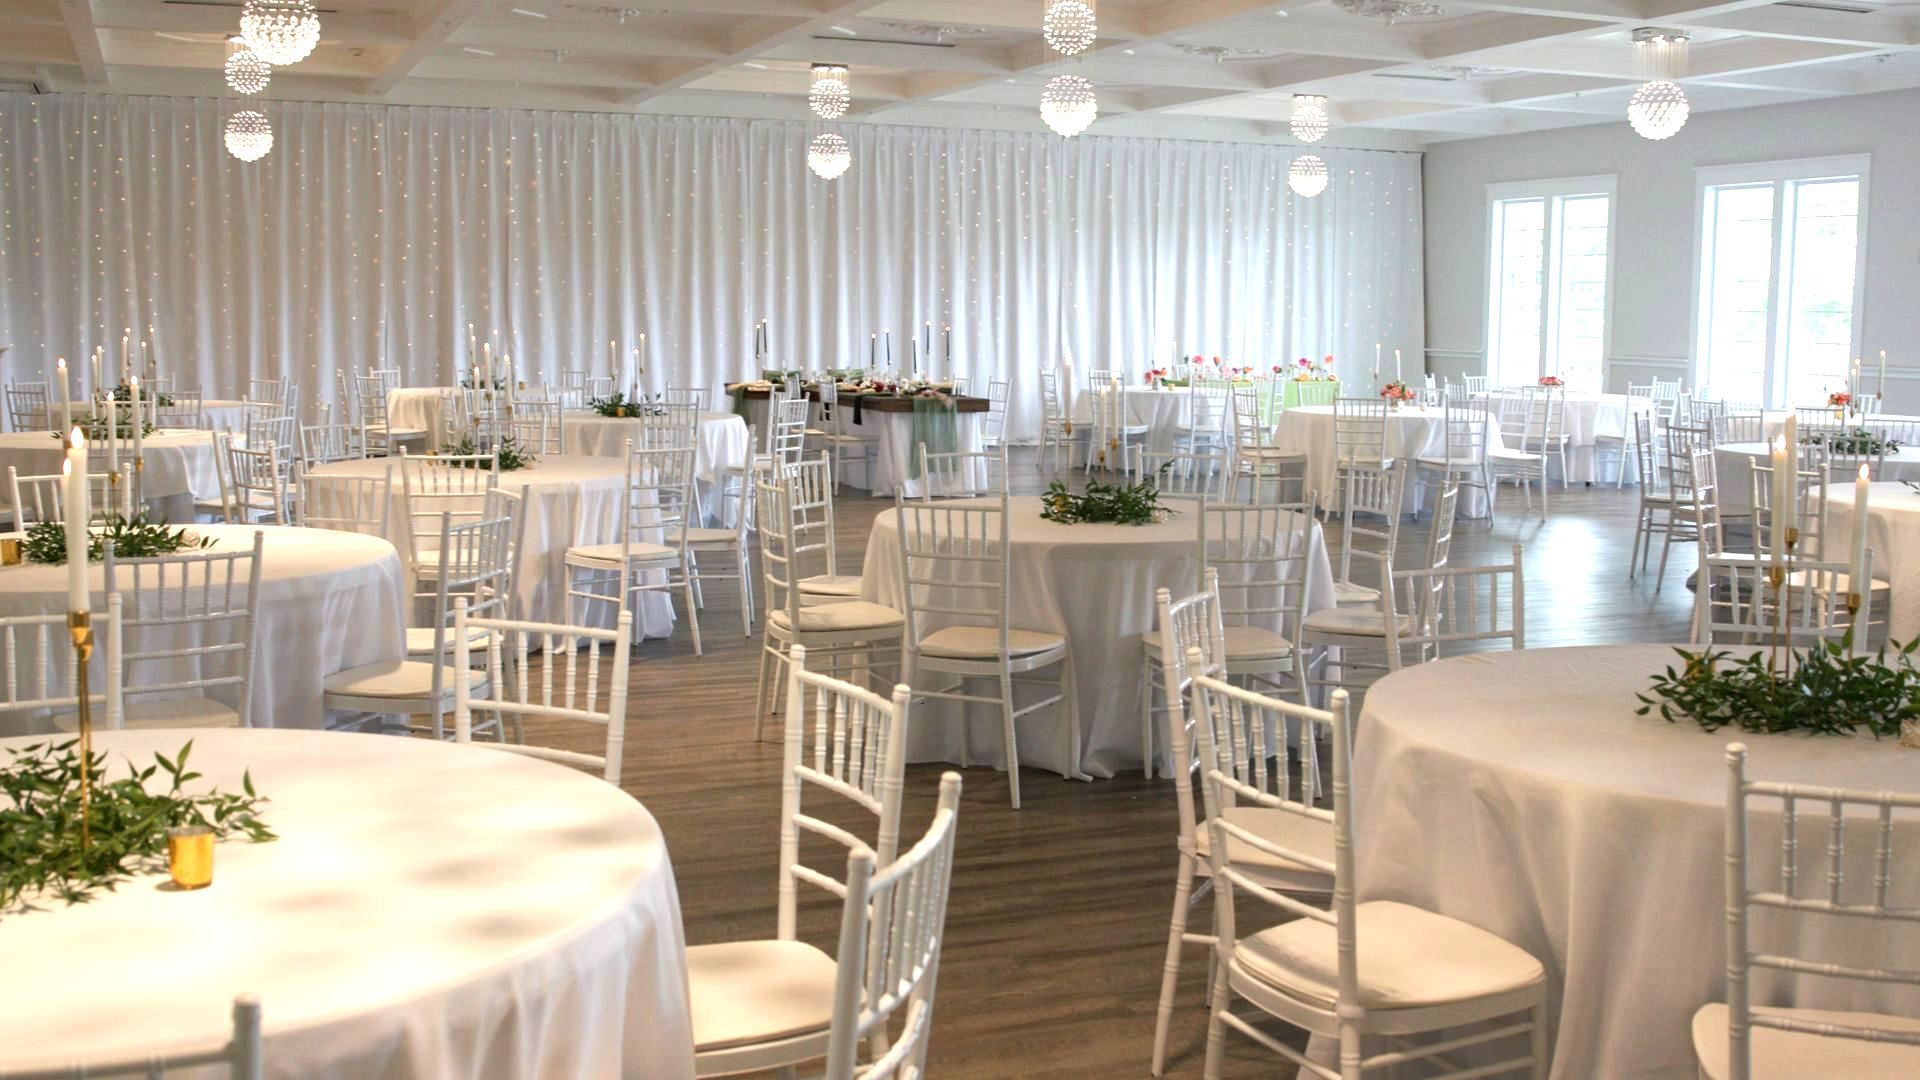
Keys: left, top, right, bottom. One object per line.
{"left": 0, "top": 94, "right": 1423, "bottom": 441}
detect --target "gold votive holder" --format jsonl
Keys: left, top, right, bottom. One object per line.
{"left": 1903, "top": 719, "right": 1920, "bottom": 750}
{"left": 166, "top": 825, "right": 215, "bottom": 890}
{"left": 0, "top": 538, "right": 19, "bottom": 566}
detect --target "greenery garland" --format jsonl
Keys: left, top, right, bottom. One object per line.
{"left": 1040, "top": 477, "right": 1171, "bottom": 526}
{"left": 56, "top": 415, "right": 159, "bottom": 441}
{"left": 105, "top": 385, "right": 176, "bottom": 408}
{"left": 1636, "top": 633, "right": 1920, "bottom": 737}
{"left": 587, "top": 392, "right": 665, "bottom": 418}
{"left": 438, "top": 434, "right": 536, "bottom": 472}
{"left": 1, "top": 739, "right": 275, "bottom": 910}
{"left": 21, "top": 514, "right": 213, "bottom": 565}
{"left": 1804, "top": 428, "right": 1901, "bottom": 457}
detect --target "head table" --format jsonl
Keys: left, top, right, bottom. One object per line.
{"left": 0, "top": 524, "right": 404, "bottom": 734}
{"left": 0, "top": 728, "right": 694, "bottom": 1080}
{"left": 861, "top": 494, "right": 1335, "bottom": 778}
{"left": 1354, "top": 645, "right": 1920, "bottom": 1078}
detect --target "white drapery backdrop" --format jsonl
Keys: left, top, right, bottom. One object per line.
{"left": 0, "top": 93, "right": 1423, "bottom": 441}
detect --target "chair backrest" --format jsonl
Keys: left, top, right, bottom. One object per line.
{"left": 155, "top": 388, "right": 206, "bottom": 430}
{"left": 1699, "top": 551, "right": 1860, "bottom": 647}
{"left": 1394, "top": 541, "right": 1525, "bottom": 659}
{"left": 1154, "top": 573, "right": 1228, "bottom": 851}
{"left": 619, "top": 439, "right": 695, "bottom": 568}
{"left": 1146, "top": 449, "right": 1226, "bottom": 502}
{"left": 1462, "top": 375, "right": 1490, "bottom": 394}
{"left": 772, "top": 455, "right": 843, "bottom": 600}
{"left": 1336, "top": 460, "right": 1405, "bottom": 586}
{"left": 105, "top": 529, "right": 264, "bottom": 726}
{"left": 777, "top": 643, "right": 912, "bottom": 938}
{"left": 821, "top": 772, "right": 962, "bottom": 1080}
{"left": 982, "top": 377, "right": 1011, "bottom": 448}
{"left": 0, "top": 596, "right": 122, "bottom": 721}
{"left": 1718, "top": 742, "right": 1920, "bottom": 1079}
{"left": 248, "top": 377, "right": 287, "bottom": 404}
{"left": 6, "top": 994, "right": 264, "bottom": 1080}
{"left": 245, "top": 414, "right": 296, "bottom": 471}
{"left": 769, "top": 395, "right": 810, "bottom": 468}
{"left": 893, "top": 494, "right": 1010, "bottom": 647}
{"left": 1521, "top": 385, "right": 1565, "bottom": 443}
{"left": 1332, "top": 396, "right": 1387, "bottom": 465}
{"left": 1230, "top": 385, "right": 1272, "bottom": 451}
{"left": 917, "top": 444, "right": 1008, "bottom": 501}
{"left": 1796, "top": 404, "right": 1845, "bottom": 436}
{"left": 454, "top": 602, "right": 633, "bottom": 783}
{"left": 662, "top": 386, "right": 707, "bottom": 411}
{"left": 397, "top": 448, "right": 500, "bottom": 563}
{"left": 1750, "top": 453, "right": 1830, "bottom": 561}
{"left": 507, "top": 399, "right": 564, "bottom": 455}
{"left": 1040, "top": 371, "right": 1067, "bottom": 427}
{"left": 1441, "top": 398, "right": 1490, "bottom": 466}
{"left": 1718, "top": 412, "right": 1767, "bottom": 445}
{"left": 1651, "top": 376, "right": 1682, "bottom": 402}
{"left": 1633, "top": 413, "right": 1665, "bottom": 493}
{"left": 1292, "top": 380, "right": 1338, "bottom": 408}
{"left": 297, "top": 464, "right": 392, "bottom": 536}
{"left": 9, "top": 465, "right": 124, "bottom": 527}
{"left": 226, "top": 443, "right": 291, "bottom": 525}
{"left": 6, "top": 381, "right": 50, "bottom": 432}
{"left": 299, "top": 421, "right": 361, "bottom": 469}
{"left": 1200, "top": 499, "right": 1315, "bottom": 640}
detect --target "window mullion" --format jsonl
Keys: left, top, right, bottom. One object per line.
{"left": 1763, "top": 181, "right": 1787, "bottom": 407}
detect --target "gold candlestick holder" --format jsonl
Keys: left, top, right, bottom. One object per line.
{"left": 68, "top": 609, "right": 94, "bottom": 852}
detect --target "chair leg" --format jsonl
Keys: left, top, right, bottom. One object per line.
{"left": 753, "top": 643, "right": 775, "bottom": 742}
{"left": 681, "top": 571, "right": 704, "bottom": 656}
{"left": 1139, "top": 657, "right": 1157, "bottom": 780}
{"left": 1000, "top": 668, "right": 1022, "bottom": 810}
{"left": 1200, "top": 947, "right": 1232, "bottom": 1080}
{"left": 738, "top": 549, "right": 754, "bottom": 635}
{"left": 1530, "top": 1001, "right": 1550, "bottom": 1079}
{"left": 1061, "top": 652, "right": 1082, "bottom": 781}
{"left": 1150, "top": 851, "right": 1199, "bottom": 1076}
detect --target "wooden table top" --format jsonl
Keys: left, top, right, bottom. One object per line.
{"left": 727, "top": 384, "right": 989, "bottom": 413}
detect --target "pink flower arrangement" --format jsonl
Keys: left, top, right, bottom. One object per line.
{"left": 1539, "top": 375, "right": 1564, "bottom": 387}
{"left": 1145, "top": 368, "right": 1169, "bottom": 385}
{"left": 1829, "top": 391, "right": 1853, "bottom": 408}
{"left": 1380, "top": 380, "right": 1417, "bottom": 402}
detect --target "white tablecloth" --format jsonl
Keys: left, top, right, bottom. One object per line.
{"left": 386, "top": 386, "right": 454, "bottom": 438}
{"left": 1271, "top": 405, "right": 1497, "bottom": 517}
{"left": 1716, "top": 442, "right": 1920, "bottom": 516}
{"left": 861, "top": 495, "right": 1335, "bottom": 778}
{"left": 1765, "top": 410, "right": 1920, "bottom": 439}
{"left": 561, "top": 411, "right": 751, "bottom": 525}
{"left": 736, "top": 396, "right": 985, "bottom": 498}
{"left": 1826, "top": 480, "right": 1920, "bottom": 640}
{"left": 0, "top": 727, "right": 693, "bottom": 1080}
{"left": 1559, "top": 392, "right": 1649, "bottom": 484}
{"left": 303, "top": 455, "right": 674, "bottom": 638}
{"left": 0, "top": 524, "right": 404, "bottom": 733}
{"left": 1071, "top": 387, "right": 1195, "bottom": 455}
{"left": 0, "top": 428, "right": 222, "bottom": 522}
{"left": 1355, "top": 645, "right": 1920, "bottom": 1079}
{"left": 202, "top": 398, "right": 252, "bottom": 433}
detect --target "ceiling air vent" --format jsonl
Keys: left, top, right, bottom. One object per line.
{"left": 1775, "top": 1, "right": 1875, "bottom": 13}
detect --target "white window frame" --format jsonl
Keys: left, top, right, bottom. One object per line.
{"left": 1482, "top": 174, "right": 1619, "bottom": 388}
{"left": 1689, "top": 153, "right": 1872, "bottom": 407}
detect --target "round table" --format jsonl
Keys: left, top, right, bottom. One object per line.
{"left": 1826, "top": 480, "right": 1920, "bottom": 640}
{"left": 1558, "top": 392, "right": 1650, "bottom": 484}
{"left": 1766, "top": 411, "right": 1920, "bottom": 439}
{"left": 1718, "top": 441, "right": 1920, "bottom": 516}
{"left": 302, "top": 455, "right": 673, "bottom": 637}
{"left": 1355, "top": 645, "right": 1920, "bottom": 1078}
{"left": 1072, "top": 387, "right": 1194, "bottom": 456}
{"left": 0, "top": 524, "right": 404, "bottom": 734}
{"left": 0, "top": 727, "right": 694, "bottom": 1079}
{"left": 0, "top": 428, "right": 222, "bottom": 522}
{"left": 1271, "top": 404, "right": 1498, "bottom": 517}
{"left": 387, "top": 386, "right": 454, "bottom": 439}
{"left": 202, "top": 398, "right": 251, "bottom": 433}
{"left": 562, "top": 411, "right": 751, "bottom": 525}
{"left": 860, "top": 495, "right": 1335, "bottom": 778}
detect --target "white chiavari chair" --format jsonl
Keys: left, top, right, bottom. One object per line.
{"left": 6, "top": 380, "right": 50, "bottom": 432}
{"left": 916, "top": 444, "right": 1007, "bottom": 501}
{"left": 1719, "top": 412, "right": 1768, "bottom": 445}
{"left": 357, "top": 373, "right": 427, "bottom": 456}
{"left": 1039, "top": 370, "right": 1078, "bottom": 472}
{"left": 1649, "top": 442, "right": 1718, "bottom": 589}
{"left": 298, "top": 421, "right": 362, "bottom": 471}
{"left": 1629, "top": 413, "right": 1675, "bottom": 578}
{"left": 1180, "top": 382, "right": 1232, "bottom": 457}
{"left": 982, "top": 377, "right": 1011, "bottom": 450}
{"left": 1414, "top": 398, "right": 1493, "bottom": 521}
{"left": 225, "top": 443, "right": 292, "bottom": 525}
{"left": 397, "top": 446, "right": 499, "bottom": 573}
{"left": 814, "top": 379, "right": 877, "bottom": 494}
{"left": 688, "top": 644, "right": 913, "bottom": 1077}
{"left": 453, "top": 601, "right": 633, "bottom": 784}
{"left": 819, "top": 772, "right": 963, "bottom": 1080}
{"left": 1330, "top": 460, "right": 1406, "bottom": 607}
{"left": 8, "top": 465, "right": 124, "bottom": 527}
{"left": 1142, "top": 448, "right": 1228, "bottom": 503}
{"left": 5, "top": 995, "right": 264, "bottom": 1080}
{"left": 0, "top": 598, "right": 122, "bottom": 727}
{"left": 1200, "top": 498, "right": 1317, "bottom": 701}
{"left": 895, "top": 493, "right": 1077, "bottom": 809}
{"left": 507, "top": 398, "right": 564, "bottom": 455}
{"left": 244, "top": 414, "right": 296, "bottom": 481}
{"left": 323, "top": 505, "right": 507, "bottom": 738}
{"left": 1088, "top": 379, "right": 1149, "bottom": 477}
{"left": 248, "top": 376, "right": 287, "bottom": 404}
{"left": 194, "top": 431, "right": 238, "bottom": 523}
{"left": 1231, "top": 385, "right": 1306, "bottom": 503}
{"left": 1192, "top": 673, "right": 1548, "bottom": 1080}
{"left": 663, "top": 386, "right": 707, "bottom": 411}
{"left": 297, "top": 464, "right": 391, "bottom": 537}
{"left": 1462, "top": 374, "right": 1491, "bottom": 394}
{"left": 1488, "top": 388, "right": 1563, "bottom": 520}
{"left": 683, "top": 452, "right": 757, "bottom": 637}
{"left": 752, "top": 467, "right": 905, "bottom": 739}
{"left": 1690, "top": 744, "right": 1920, "bottom": 1080}
{"left": 1137, "top": 570, "right": 1226, "bottom": 784}
{"left": 1796, "top": 404, "right": 1847, "bottom": 439}
{"left": 1652, "top": 376, "right": 1683, "bottom": 422}
{"left": 565, "top": 440, "right": 703, "bottom": 655}
{"left": 154, "top": 388, "right": 206, "bottom": 430}
{"left": 949, "top": 375, "right": 972, "bottom": 395}
{"left": 1696, "top": 550, "right": 1861, "bottom": 648}
{"left": 83, "top": 531, "right": 264, "bottom": 731}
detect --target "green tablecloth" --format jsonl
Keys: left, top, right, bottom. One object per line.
{"left": 907, "top": 396, "right": 958, "bottom": 479}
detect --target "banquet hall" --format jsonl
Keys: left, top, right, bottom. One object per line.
{"left": 3, "top": 0, "right": 1920, "bottom": 1077}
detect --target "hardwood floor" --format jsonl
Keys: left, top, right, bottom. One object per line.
{"left": 540, "top": 450, "right": 1701, "bottom": 1078}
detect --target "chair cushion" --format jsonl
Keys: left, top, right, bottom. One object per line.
{"left": 680, "top": 527, "right": 739, "bottom": 545}
{"left": 797, "top": 573, "right": 862, "bottom": 598}
{"left": 1487, "top": 445, "right": 1542, "bottom": 462}
{"left": 687, "top": 939, "right": 837, "bottom": 1053}
{"left": 1691, "top": 1003, "right": 1920, "bottom": 1080}
{"left": 1222, "top": 625, "right": 1295, "bottom": 661}
{"left": 768, "top": 601, "right": 905, "bottom": 633}
{"left": 1302, "top": 606, "right": 1416, "bottom": 638}
{"left": 53, "top": 696, "right": 240, "bottom": 732}
{"left": 1330, "top": 580, "right": 1381, "bottom": 606}
{"left": 918, "top": 625, "right": 1065, "bottom": 658}
{"left": 564, "top": 541, "right": 679, "bottom": 565}
{"left": 404, "top": 625, "right": 494, "bottom": 657}
{"left": 1236, "top": 900, "right": 1544, "bottom": 1011}
{"left": 322, "top": 660, "right": 485, "bottom": 699}
{"left": 1194, "top": 806, "right": 1334, "bottom": 892}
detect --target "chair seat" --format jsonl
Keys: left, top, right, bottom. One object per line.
{"left": 680, "top": 526, "right": 740, "bottom": 545}
{"left": 565, "top": 541, "right": 679, "bottom": 566}
{"left": 797, "top": 573, "right": 862, "bottom": 598}
{"left": 1236, "top": 900, "right": 1544, "bottom": 1012}
{"left": 918, "top": 625, "right": 1065, "bottom": 659}
{"left": 1194, "top": 806, "right": 1334, "bottom": 892}
{"left": 1242, "top": 447, "right": 1306, "bottom": 461}
{"left": 768, "top": 601, "right": 905, "bottom": 633}
{"left": 54, "top": 695, "right": 240, "bottom": 732}
{"left": 1488, "top": 445, "right": 1543, "bottom": 463}
{"left": 1330, "top": 580, "right": 1381, "bottom": 606}
{"left": 1414, "top": 454, "right": 1483, "bottom": 469}
{"left": 820, "top": 431, "right": 877, "bottom": 445}
{"left": 322, "top": 660, "right": 486, "bottom": 699}
{"left": 1302, "top": 605, "right": 1416, "bottom": 638}
{"left": 1222, "top": 624, "right": 1295, "bottom": 661}
{"left": 404, "top": 625, "right": 494, "bottom": 656}
{"left": 687, "top": 939, "right": 836, "bottom": 1053}
{"left": 1691, "top": 1003, "right": 1920, "bottom": 1080}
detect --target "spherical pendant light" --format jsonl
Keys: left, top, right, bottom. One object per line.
{"left": 224, "top": 36, "right": 271, "bottom": 96}
{"left": 240, "top": 0, "right": 320, "bottom": 66}
{"left": 1627, "top": 79, "right": 1689, "bottom": 140}
{"left": 1040, "top": 74, "right": 1097, "bottom": 137}
{"left": 1288, "top": 154, "right": 1329, "bottom": 198}
{"left": 809, "top": 64, "right": 850, "bottom": 119}
{"left": 807, "top": 132, "right": 850, "bottom": 180}
{"left": 1043, "top": 0, "right": 1097, "bottom": 56}
{"left": 225, "top": 110, "right": 273, "bottom": 162}
{"left": 1290, "top": 94, "right": 1329, "bottom": 144}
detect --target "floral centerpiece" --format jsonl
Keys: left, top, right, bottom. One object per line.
{"left": 56, "top": 415, "right": 157, "bottom": 442}
{"left": 1291, "top": 355, "right": 1338, "bottom": 382}
{"left": 1145, "top": 368, "right": 1171, "bottom": 387}
{"left": 588, "top": 391, "right": 666, "bottom": 418}
{"left": 1040, "top": 477, "right": 1171, "bottom": 526}
{"left": 1638, "top": 634, "right": 1920, "bottom": 744}
{"left": 21, "top": 514, "right": 212, "bottom": 565}
{"left": 438, "top": 433, "right": 537, "bottom": 471}
{"left": 1829, "top": 390, "right": 1856, "bottom": 421}
{"left": 1539, "top": 375, "right": 1564, "bottom": 388}
{"left": 1380, "top": 380, "right": 1417, "bottom": 408}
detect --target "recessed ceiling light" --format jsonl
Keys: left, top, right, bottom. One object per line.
{"left": 830, "top": 25, "right": 857, "bottom": 36}
{"left": 1123, "top": 48, "right": 1135, "bottom": 54}
{"left": 509, "top": 7, "right": 546, "bottom": 18}
{"left": 1276, "top": 8, "right": 1289, "bottom": 14}
{"left": 462, "top": 46, "right": 495, "bottom": 56}
{"left": 744, "top": 61, "right": 768, "bottom": 69}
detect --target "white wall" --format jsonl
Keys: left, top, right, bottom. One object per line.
{"left": 1423, "top": 88, "right": 1920, "bottom": 404}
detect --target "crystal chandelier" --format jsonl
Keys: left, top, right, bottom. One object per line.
{"left": 809, "top": 64, "right": 850, "bottom": 120}
{"left": 240, "top": 0, "right": 320, "bottom": 66}
{"left": 1040, "top": 74, "right": 1097, "bottom": 137}
{"left": 1288, "top": 155, "right": 1329, "bottom": 198}
{"left": 1042, "top": 0, "right": 1096, "bottom": 56}
{"left": 807, "top": 132, "right": 850, "bottom": 180}
{"left": 225, "top": 110, "right": 273, "bottom": 162}
{"left": 1333, "top": 0, "right": 1444, "bottom": 23}
{"left": 1290, "top": 94, "right": 1329, "bottom": 144}
{"left": 1628, "top": 28, "right": 1690, "bottom": 140}
{"left": 224, "top": 36, "right": 271, "bottom": 96}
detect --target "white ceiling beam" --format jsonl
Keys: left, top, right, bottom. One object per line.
{"left": 366, "top": 0, "right": 492, "bottom": 96}
{"left": 1687, "top": 8, "right": 1917, "bottom": 50}
{"left": 57, "top": 0, "right": 105, "bottom": 85}
{"left": 450, "top": 24, "right": 729, "bottom": 60}
{"left": 618, "top": 0, "right": 894, "bottom": 107}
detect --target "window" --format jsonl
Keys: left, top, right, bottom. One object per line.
{"left": 1693, "top": 155, "right": 1869, "bottom": 409}
{"left": 1484, "top": 176, "right": 1616, "bottom": 393}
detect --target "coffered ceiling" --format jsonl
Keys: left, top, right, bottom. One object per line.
{"left": 2, "top": 0, "right": 1918, "bottom": 147}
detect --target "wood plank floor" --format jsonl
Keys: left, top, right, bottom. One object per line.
{"left": 537, "top": 450, "right": 1700, "bottom": 1078}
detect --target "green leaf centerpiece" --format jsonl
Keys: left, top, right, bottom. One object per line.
{"left": 1636, "top": 633, "right": 1920, "bottom": 738}
{"left": 21, "top": 514, "right": 213, "bottom": 565}
{"left": 1039, "top": 477, "right": 1172, "bottom": 526}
